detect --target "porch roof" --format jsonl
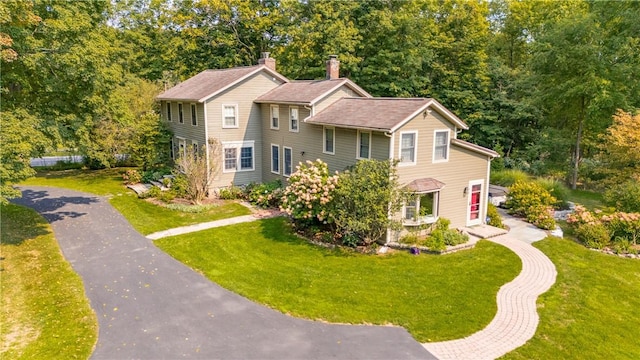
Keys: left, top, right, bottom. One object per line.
{"left": 405, "top": 178, "right": 446, "bottom": 193}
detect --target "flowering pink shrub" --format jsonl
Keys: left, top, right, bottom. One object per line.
{"left": 567, "top": 206, "right": 640, "bottom": 249}
{"left": 566, "top": 205, "right": 599, "bottom": 226}
{"left": 280, "top": 160, "right": 338, "bottom": 223}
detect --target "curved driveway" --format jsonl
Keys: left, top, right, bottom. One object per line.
{"left": 15, "top": 187, "right": 432, "bottom": 360}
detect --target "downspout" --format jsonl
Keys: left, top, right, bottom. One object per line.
{"left": 385, "top": 131, "right": 394, "bottom": 244}
{"left": 485, "top": 155, "right": 492, "bottom": 224}
{"left": 203, "top": 101, "right": 211, "bottom": 192}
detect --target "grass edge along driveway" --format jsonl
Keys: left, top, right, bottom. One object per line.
{"left": 0, "top": 203, "right": 97, "bottom": 359}
{"left": 501, "top": 236, "right": 640, "bottom": 359}
{"left": 20, "top": 168, "right": 251, "bottom": 235}
{"left": 155, "top": 217, "right": 522, "bottom": 343}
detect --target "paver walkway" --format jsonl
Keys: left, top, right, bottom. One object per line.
{"left": 423, "top": 216, "right": 557, "bottom": 360}
{"left": 14, "top": 186, "right": 432, "bottom": 360}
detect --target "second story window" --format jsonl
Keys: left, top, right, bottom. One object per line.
{"left": 166, "top": 102, "right": 172, "bottom": 122}
{"left": 400, "top": 132, "right": 417, "bottom": 165}
{"left": 433, "top": 130, "right": 450, "bottom": 162}
{"left": 191, "top": 104, "right": 197, "bottom": 126}
{"left": 223, "top": 104, "right": 238, "bottom": 128}
{"left": 289, "top": 107, "right": 299, "bottom": 132}
{"left": 270, "top": 105, "right": 279, "bottom": 129}
{"left": 178, "top": 103, "right": 184, "bottom": 123}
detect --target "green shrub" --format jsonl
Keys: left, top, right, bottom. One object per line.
{"left": 490, "top": 169, "right": 530, "bottom": 187}
{"left": 612, "top": 237, "right": 636, "bottom": 254}
{"left": 505, "top": 180, "right": 557, "bottom": 216}
{"left": 535, "top": 178, "right": 571, "bottom": 210}
{"left": 434, "top": 217, "right": 451, "bottom": 231}
{"left": 122, "top": 169, "right": 142, "bottom": 185}
{"left": 170, "top": 174, "right": 189, "bottom": 198}
{"left": 442, "top": 229, "right": 469, "bottom": 246}
{"left": 165, "top": 203, "right": 219, "bottom": 213}
{"left": 575, "top": 223, "right": 610, "bottom": 249}
{"left": 423, "top": 230, "right": 446, "bottom": 251}
{"left": 218, "top": 184, "right": 244, "bottom": 200}
{"left": 399, "top": 232, "right": 420, "bottom": 245}
{"left": 246, "top": 180, "right": 283, "bottom": 208}
{"left": 601, "top": 212, "right": 640, "bottom": 245}
{"left": 341, "top": 232, "right": 359, "bottom": 247}
{"left": 525, "top": 205, "right": 556, "bottom": 230}
{"left": 604, "top": 181, "right": 640, "bottom": 212}
{"left": 486, "top": 203, "right": 505, "bottom": 229}
{"left": 157, "top": 190, "right": 175, "bottom": 203}
{"left": 139, "top": 185, "right": 162, "bottom": 199}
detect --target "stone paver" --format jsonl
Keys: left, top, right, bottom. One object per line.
{"left": 423, "top": 230, "right": 557, "bottom": 360}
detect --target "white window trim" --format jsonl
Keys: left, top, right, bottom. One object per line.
{"left": 323, "top": 126, "right": 335, "bottom": 155}
{"left": 433, "top": 129, "right": 450, "bottom": 163}
{"left": 178, "top": 103, "right": 184, "bottom": 124}
{"left": 166, "top": 102, "right": 172, "bottom": 122}
{"left": 398, "top": 131, "right": 418, "bottom": 166}
{"left": 283, "top": 146, "right": 293, "bottom": 177}
{"left": 403, "top": 191, "right": 440, "bottom": 226}
{"left": 270, "top": 105, "right": 279, "bottom": 130}
{"left": 357, "top": 130, "right": 372, "bottom": 159}
{"left": 222, "top": 104, "right": 239, "bottom": 129}
{"left": 289, "top": 106, "right": 299, "bottom": 133}
{"left": 191, "top": 103, "right": 197, "bottom": 126}
{"left": 222, "top": 140, "right": 255, "bottom": 173}
{"left": 176, "top": 137, "right": 186, "bottom": 159}
{"left": 271, "top": 144, "right": 280, "bottom": 174}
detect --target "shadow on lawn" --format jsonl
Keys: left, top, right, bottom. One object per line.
{"left": 12, "top": 188, "right": 99, "bottom": 223}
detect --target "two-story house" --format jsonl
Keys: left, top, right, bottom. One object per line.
{"left": 157, "top": 54, "right": 498, "bottom": 234}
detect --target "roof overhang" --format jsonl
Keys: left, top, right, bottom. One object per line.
{"left": 451, "top": 138, "right": 500, "bottom": 158}
{"left": 405, "top": 178, "right": 446, "bottom": 193}
{"left": 390, "top": 98, "right": 468, "bottom": 133}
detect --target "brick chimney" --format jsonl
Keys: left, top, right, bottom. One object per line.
{"left": 258, "top": 52, "right": 276, "bottom": 71}
{"left": 326, "top": 55, "right": 340, "bottom": 80}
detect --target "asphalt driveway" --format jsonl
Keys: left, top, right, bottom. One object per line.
{"left": 14, "top": 186, "right": 433, "bottom": 360}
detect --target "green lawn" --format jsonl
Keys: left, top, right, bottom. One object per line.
{"left": 502, "top": 237, "right": 640, "bottom": 359}
{"left": 567, "top": 188, "right": 605, "bottom": 211}
{"left": 21, "top": 168, "right": 251, "bottom": 235}
{"left": 0, "top": 204, "right": 97, "bottom": 359}
{"left": 155, "top": 217, "right": 522, "bottom": 342}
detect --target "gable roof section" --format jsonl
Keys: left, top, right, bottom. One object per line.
{"left": 157, "top": 65, "right": 289, "bottom": 103}
{"left": 254, "top": 78, "right": 371, "bottom": 105}
{"left": 451, "top": 138, "right": 500, "bottom": 158}
{"left": 306, "top": 97, "right": 468, "bottom": 132}
{"left": 405, "top": 178, "right": 446, "bottom": 193}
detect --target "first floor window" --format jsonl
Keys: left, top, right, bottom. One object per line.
{"left": 404, "top": 192, "right": 439, "bottom": 223}
{"left": 324, "top": 127, "right": 334, "bottom": 154}
{"left": 404, "top": 198, "right": 417, "bottom": 221}
{"left": 271, "top": 145, "right": 280, "bottom": 173}
{"left": 223, "top": 141, "right": 254, "bottom": 172}
{"left": 191, "top": 142, "right": 198, "bottom": 157}
{"left": 284, "top": 147, "right": 292, "bottom": 176}
{"left": 400, "top": 132, "right": 416, "bottom": 164}
{"left": 358, "top": 130, "right": 371, "bottom": 159}
{"left": 191, "top": 104, "right": 197, "bottom": 126}
{"left": 178, "top": 103, "right": 184, "bottom": 123}
{"left": 224, "top": 148, "right": 237, "bottom": 171}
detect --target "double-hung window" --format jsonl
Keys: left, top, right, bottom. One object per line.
{"left": 283, "top": 147, "right": 292, "bottom": 176}
{"left": 223, "top": 104, "right": 238, "bottom": 128}
{"left": 223, "top": 141, "right": 254, "bottom": 172}
{"left": 324, "top": 127, "right": 335, "bottom": 154}
{"left": 433, "top": 130, "right": 449, "bottom": 162}
{"left": 357, "top": 130, "right": 371, "bottom": 159}
{"left": 166, "top": 102, "right": 172, "bottom": 122}
{"left": 178, "top": 103, "right": 184, "bottom": 123}
{"left": 289, "top": 107, "right": 299, "bottom": 132}
{"left": 271, "top": 144, "right": 280, "bottom": 174}
{"left": 400, "top": 132, "right": 417, "bottom": 165}
{"left": 191, "top": 104, "right": 197, "bottom": 126}
{"left": 270, "top": 105, "right": 279, "bottom": 129}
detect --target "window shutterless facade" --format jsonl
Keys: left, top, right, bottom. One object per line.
{"left": 178, "top": 103, "right": 184, "bottom": 123}
{"left": 357, "top": 130, "right": 371, "bottom": 159}
{"left": 271, "top": 144, "right": 280, "bottom": 174}
{"left": 270, "top": 105, "right": 279, "bottom": 129}
{"left": 191, "top": 104, "right": 197, "bottom": 126}
{"left": 222, "top": 141, "right": 254, "bottom": 172}
{"left": 223, "top": 104, "right": 238, "bottom": 128}
{"left": 433, "top": 130, "right": 450, "bottom": 162}
{"left": 289, "top": 107, "right": 299, "bottom": 132}
{"left": 166, "top": 102, "right": 172, "bottom": 121}
{"left": 324, "top": 126, "right": 335, "bottom": 154}
{"left": 283, "top": 147, "right": 292, "bottom": 176}
{"left": 399, "top": 131, "right": 417, "bottom": 165}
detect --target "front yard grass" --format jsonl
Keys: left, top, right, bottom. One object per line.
{"left": 21, "top": 168, "right": 251, "bottom": 235}
{"left": 0, "top": 204, "right": 97, "bottom": 359}
{"left": 502, "top": 237, "right": 640, "bottom": 359}
{"left": 155, "top": 217, "right": 521, "bottom": 342}
{"left": 567, "top": 188, "right": 605, "bottom": 210}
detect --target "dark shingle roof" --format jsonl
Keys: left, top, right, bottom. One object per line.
{"left": 255, "top": 79, "right": 371, "bottom": 105}
{"left": 305, "top": 98, "right": 434, "bottom": 131}
{"left": 157, "top": 65, "right": 288, "bottom": 102}
{"left": 405, "top": 178, "right": 446, "bottom": 193}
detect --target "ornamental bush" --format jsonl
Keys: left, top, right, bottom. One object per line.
{"left": 246, "top": 180, "right": 283, "bottom": 208}
{"left": 505, "top": 180, "right": 557, "bottom": 217}
{"left": 604, "top": 180, "right": 640, "bottom": 213}
{"left": 574, "top": 223, "right": 610, "bottom": 249}
{"left": 525, "top": 204, "right": 556, "bottom": 230}
{"left": 486, "top": 203, "right": 505, "bottom": 229}
{"left": 281, "top": 160, "right": 338, "bottom": 224}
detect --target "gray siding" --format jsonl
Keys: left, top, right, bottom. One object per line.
{"left": 393, "top": 110, "right": 490, "bottom": 229}
{"left": 161, "top": 101, "right": 207, "bottom": 157}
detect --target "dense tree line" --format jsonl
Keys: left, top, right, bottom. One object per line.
{"left": 1, "top": 0, "right": 638, "bottom": 202}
